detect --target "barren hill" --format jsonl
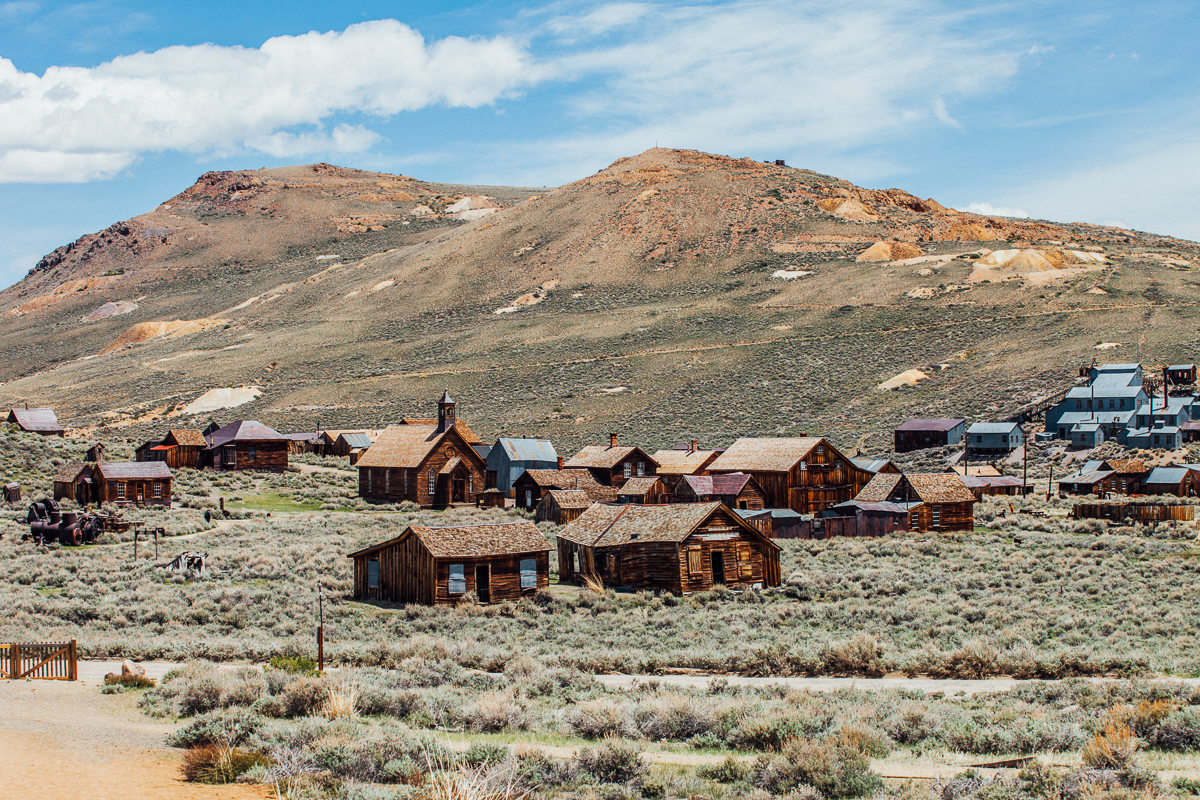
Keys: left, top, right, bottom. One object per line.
{"left": 3, "top": 149, "right": 1198, "bottom": 453}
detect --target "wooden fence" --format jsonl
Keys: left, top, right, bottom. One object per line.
{"left": 0, "top": 640, "right": 77, "bottom": 681}
{"left": 1071, "top": 503, "right": 1195, "bottom": 523}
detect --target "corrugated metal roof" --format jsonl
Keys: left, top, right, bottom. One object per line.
{"left": 97, "top": 461, "right": 172, "bottom": 480}
{"left": 966, "top": 422, "right": 1021, "bottom": 434}
{"left": 828, "top": 499, "right": 914, "bottom": 514}
{"left": 1145, "top": 467, "right": 1191, "bottom": 485}
{"left": 1170, "top": 364, "right": 1195, "bottom": 371}
{"left": 651, "top": 449, "right": 719, "bottom": 475}
{"left": 895, "top": 418, "right": 965, "bottom": 431}
{"left": 498, "top": 438, "right": 558, "bottom": 463}
{"left": 7, "top": 408, "right": 63, "bottom": 433}
{"left": 283, "top": 432, "right": 322, "bottom": 442}
{"left": 708, "top": 437, "right": 822, "bottom": 473}
{"left": 960, "top": 475, "right": 1029, "bottom": 489}
{"left": 205, "top": 421, "right": 284, "bottom": 447}
{"left": 338, "top": 432, "right": 374, "bottom": 449}
{"left": 853, "top": 458, "right": 897, "bottom": 474}
{"left": 559, "top": 501, "right": 770, "bottom": 547}
{"left": 1059, "top": 470, "right": 1111, "bottom": 484}
{"left": 349, "top": 521, "right": 551, "bottom": 560}
{"left": 565, "top": 444, "right": 655, "bottom": 469}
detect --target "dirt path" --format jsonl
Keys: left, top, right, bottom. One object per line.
{"left": 593, "top": 673, "right": 1200, "bottom": 694}
{"left": 0, "top": 680, "right": 269, "bottom": 799}
{"left": 295, "top": 463, "right": 357, "bottom": 478}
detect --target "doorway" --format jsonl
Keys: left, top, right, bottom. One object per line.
{"left": 475, "top": 565, "right": 490, "bottom": 603}
{"left": 710, "top": 551, "right": 726, "bottom": 585}
{"left": 452, "top": 478, "right": 466, "bottom": 504}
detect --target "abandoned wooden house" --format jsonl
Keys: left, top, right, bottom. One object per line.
{"left": 348, "top": 521, "right": 552, "bottom": 605}
{"left": 7, "top": 407, "right": 64, "bottom": 437}
{"left": 200, "top": 421, "right": 289, "bottom": 472}
{"left": 4, "top": 482, "right": 19, "bottom": 503}
{"left": 282, "top": 432, "right": 323, "bottom": 455}
{"left": 135, "top": 439, "right": 160, "bottom": 462}
{"left": 616, "top": 476, "right": 669, "bottom": 504}
{"left": 819, "top": 500, "right": 913, "bottom": 537}
{"left": 146, "top": 430, "right": 207, "bottom": 469}
{"left": 1142, "top": 467, "right": 1198, "bottom": 497}
{"left": 650, "top": 441, "right": 720, "bottom": 491}
{"left": 534, "top": 489, "right": 592, "bottom": 525}
{"left": 86, "top": 443, "right": 105, "bottom": 462}
{"left": 1058, "top": 459, "right": 1149, "bottom": 497}
{"left": 674, "top": 472, "right": 766, "bottom": 510}
{"left": 557, "top": 501, "right": 781, "bottom": 592}
{"left": 959, "top": 475, "right": 1033, "bottom": 500}
{"left": 707, "top": 437, "right": 873, "bottom": 514}
{"left": 333, "top": 431, "right": 378, "bottom": 458}
{"left": 851, "top": 458, "right": 901, "bottom": 475}
{"left": 734, "top": 507, "right": 804, "bottom": 539}
{"left": 894, "top": 419, "right": 966, "bottom": 452}
{"left": 53, "top": 463, "right": 95, "bottom": 504}
{"left": 95, "top": 462, "right": 173, "bottom": 507}
{"left": 356, "top": 392, "right": 486, "bottom": 508}
{"left": 563, "top": 434, "right": 659, "bottom": 488}
{"left": 486, "top": 438, "right": 559, "bottom": 494}
{"left": 512, "top": 468, "right": 615, "bottom": 513}
{"left": 853, "top": 473, "right": 975, "bottom": 532}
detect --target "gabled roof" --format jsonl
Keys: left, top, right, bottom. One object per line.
{"left": 1059, "top": 470, "right": 1111, "bottom": 485}
{"left": 1169, "top": 364, "right": 1195, "bottom": 371}
{"left": 558, "top": 501, "right": 779, "bottom": 549}
{"left": 517, "top": 468, "right": 616, "bottom": 501}
{"left": 707, "top": 437, "right": 825, "bottom": 473}
{"left": 205, "top": 421, "right": 284, "bottom": 448}
{"left": 356, "top": 424, "right": 483, "bottom": 470}
{"left": 966, "top": 422, "right": 1021, "bottom": 434}
{"left": 337, "top": 432, "right": 374, "bottom": 449}
{"left": 397, "top": 419, "right": 482, "bottom": 444}
{"left": 349, "top": 521, "right": 551, "bottom": 560}
{"left": 496, "top": 438, "right": 558, "bottom": 463}
{"left": 617, "top": 476, "right": 663, "bottom": 497}
{"left": 906, "top": 474, "right": 975, "bottom": 503}
{"left": 681, "top": 472, "right": 753, "bottom": 496}
{"left": 282, "top": 432, "right": 322, "bottom": 442}
{"left": 166, "top": 430, "right": 207, "bottom": 447}
{"left": 54, "top": 462, "right": 90, "bottom": 483}
{"left": 1066, "top": 384, "right": 1145, "bottom": 399}
{"left": 854, "top": 458, "right": 899, "bottom": 474}
{"left": 855, "top": 473, "right": 902, "bottom": 503}
{"left": 1145, "top": 467, "right": 1191, "bottom": 485}
{"left": 1099, "top": 459, "right": 1148, "bottom": 474}
{"left": 565, "top": 444, "right": 657, "bottom": 470}
{"left": 545, "top": 489, "right": 591, "bottom": 510}
{"left": 96, "top": 461, "right": 172, "bottom": 480}
{"left": 7, "top": 408, "right": 63, "bottom": 433}
{"left": 650, "top": 448, "right": 719, "bottom": 475}
{"left": 896, "top": 418, "right": 965, "bottom": 432}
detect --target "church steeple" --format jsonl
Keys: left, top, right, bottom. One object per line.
{"left": 437, "top": 389, "right": 456, "bottom": 433}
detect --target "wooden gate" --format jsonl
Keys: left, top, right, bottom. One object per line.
{"left": 0, "top": 640, "right": 77, "bottom": 681}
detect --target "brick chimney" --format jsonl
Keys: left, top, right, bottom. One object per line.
{"left": 609, "top": 433, "right": 618, "bottom": 448}
{"left": 557, "top": 456, "right": 563, "bottom": 470}
{"left": 690, "top": 439, "right": 698, "bottom": 453}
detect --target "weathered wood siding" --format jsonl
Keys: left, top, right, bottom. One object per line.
{"left": 213, "top": 441, "right": 288, "bottom": 473}
{"left": 358, "top": 429, "right": 485, "bottom": 508}
{"left": 1071, "top": 502, "right": 1194, "bottom": 522}
{"left": 353, "top": 533, "right": 435, "bottom": 604}
{"left": 605, "top": 454, "right": 657, "bottom": 488}
{"left": 431, "top": 553, "right": 549, "bottom": 605}
{"left": 98, "top": 478, "right": 172, "bottom": 507}
{"left": 907, "top": 502, "right": 974, "bottom": 532}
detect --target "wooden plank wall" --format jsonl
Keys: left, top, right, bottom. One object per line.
{"left": 98, "top": 478, "right": 172, "bottom": 507}
{"left": 221, "top": 442, "right": 288, "bottom": 473}
{"left": 354, "top": 541, "right": 549, "bottom": 605}
{"left": 1071, "top": 503, "right": 1194, "bottom": 522}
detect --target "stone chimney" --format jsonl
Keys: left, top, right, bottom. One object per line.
{"left": 609, "top": 433, "right": 618, "bottom": 448}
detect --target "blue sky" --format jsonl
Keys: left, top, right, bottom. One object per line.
{"left": 1, "top": 0, "right": 1197, "bottom": 288}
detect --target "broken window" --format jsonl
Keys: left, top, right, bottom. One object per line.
{"left": 520, "top": 558, "right": 537, "bottom": 589}
{"left": 368, "top": 559, "right": 380, "bottom": 589}
{"left": 448, "top": 564, "right": 465, "bottom": 594}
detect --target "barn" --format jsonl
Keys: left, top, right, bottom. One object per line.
{"left": 707, "top": 437, "right": 873, "bottom": 514}
{"left": 556, "top": 502, "right": 781, "bottom": 592}
{"left": 349, "top": 521, "right": 552, "bottom": 605}
{"left": 853, "top": 473, "right": 975, "bottom": 532}
{"left": 7, "top": 407, "right": 64, "bottom": 437}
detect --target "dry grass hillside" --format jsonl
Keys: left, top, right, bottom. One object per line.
{"left": 2, "top": 148, "right": 1198, "bottom": 453}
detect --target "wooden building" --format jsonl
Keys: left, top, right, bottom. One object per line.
{"left": 734, "top": 508, "right": 805, "bottom": 539}
{"left": 53, "top": 463, "right": 94, "bottom": 504}
{"left": 535, "top": 489, "right": 591, "bottom": 525}
{"left": 557, "top": 502, "right": 781, "bottom": 592}
{"left": 282, "top": 432, "right": 323, "bottom": 455}
{"left": 332, "top": 431, "right": 378, "bottom": 458}
{"left": 512, "top": 468, "right": 616, "bottom": 513}
{"left": 95, "top": 462, "right": 172, "bottom": 507}
{"left": 894, "top": 419, "right": 966, "bottom": 452}
{"left": 201, "top": 421, "right": 289, "bottom": 472}
{"left": 959, "top": 475, "right": 1033, "bottom": 500}
{"left": 675, "top": 472, "right": 765, "bottom": 510}
{"left": 564, "top": 434, "right": 659, "bottom": 488}
{"left": 651, "top": 442, "right": 720, "bottom": 491}
{"left": 820, "top": 500, "right": 913, "bottom": 537}
{"left": 85, "top": 443, "right": 105, "bottom": 462}
{"left": 7, "top": 407, "right": 64, "bottom": 437}
{"left": 486, "top": 438, "right": 559, "bottom": 494}
{"left": 1167, "top": 364, "right": 1197, "bottom": 386}
{"left": 135, "top": 440, "right": 159, "bottom": 462}
{"left": 616, "top": 476, "right": 669, "bottom": 504}
{"left": 146, "top": 430, "right": 207, "bottom": 469}
{"left": 854, "top": 473, "right": 975, "bottom": 532}
{"left": 1142, "top": 467, "right": 1197, "bottom": 497}
{"left": 349, "top": 521, "right": 552, "bottom": 605}
{"left": 356, "top": 392, "right": 487, "bottom": 508}
{"left": 707, "top": 437, "right": 873, "bottom": 514}
{"left": 852, "top": 458, "right": 901, "bottom": 475}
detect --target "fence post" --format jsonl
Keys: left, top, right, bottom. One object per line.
{"left": 68, "top": 639, "right": 77, "bottom": 681}
{"left": 11, "top": 643, "right": 20, "bottom": 680}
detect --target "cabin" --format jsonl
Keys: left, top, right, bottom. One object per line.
{"left": 1142, "top": 467, "right": 1196, "bottom": 497}
{"left": 966, "top": 422, "right": 1025, "bottom": 455}
{"left": 650, "top": 442, "right": 720, "bottom": 491}
{"left": 348, "top": 521, "right": 552, "bottom": 605}
{"left": 707, "top": 437, "right": 873, "bottom": 514}
{"left": 86, "top": 443, "right": 106, "bottom": 462}
{"left": 332, "top": 431, "right": 378, "bottom": 459}
{"left": 95, "top": 462, "right": 172, "bottom": 507}
{"left": 854, "top": 473, "right": 975, "bottom": 532}
{"left": 53, "top": 463, "right": 95, "bottom": 505}
{"left": 1099, "top": 459, "right": 1149, "bottom": 495}
{"left": 201, "top": 421, "right": 289, "bottom": 472}
{"left": 1182, "top": 421, "right": 1200, "bottom": 443}
{"left": 282, "top": 432, "right": 323, "bottom": 455}
{"left": 1167, "top": 364, "right": 1197, "bottom": 386}
{"left": 7, "top": 407, "right": 64, "bottom": 437}
{"left": 616, "top": 476, "right": 669, "bottom": 505}
{"left": 563, "top": 434, "right": 659, "bottom": 488}
{"left": 733, "top": 508, "right": 804, "bottom": 539}
{"left": 820, "top": 500, "right": 914, "bottom": 537}
{"left": 4, "top": 483, "right": 19, "bottom": 503}
{"left": 556, "top": 502, "right": 781, "bottom": 592}
{"left": 512, "top": 468, "right": 616, "bottom": 513}
{"left": 675, "top": 473, "right": 765, "bottom": 510}
{"left": 486, "top": 438, "right": 559, "bottom": 494}
{"left": 535, "top": 489, "right": 592, "bottom": 525}
{"left": 959, "top": 475, "right": 1033, "bottom": 500}
{"left": 894, "top": 419, "right": 966, "bottom": 452}
{"left": 135, "top": 440, "right": 160, "bottom": 462}
{"left": 356, "top": 392, "right": 487, "bottom": 508}
{"left": 147, "top": 430, "right": 207, "bottom": 469}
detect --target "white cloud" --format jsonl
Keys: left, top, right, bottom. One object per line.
{"left": 0, "top": 20, "right": 537, "bottom": 183}
{"left": 933, "top": 97, "right": 964, "bottom": 132}
{"left": 965, "top": 202, "right": 1029, "bottom": 218}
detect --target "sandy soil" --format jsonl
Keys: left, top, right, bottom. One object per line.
{"left": 0, "top": 680, "right": 270, "bottom": 799}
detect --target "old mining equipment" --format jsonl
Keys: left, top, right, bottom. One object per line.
{"left": 24, "top": 498, "right": 105, "bottom": 546}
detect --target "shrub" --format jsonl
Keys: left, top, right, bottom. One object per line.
{"left": 320, "top": 684, "right": 360, "bottom": 720}
{"left": 629, "top": 693, "right": 715, "bottom": 741}
{"left": 468, "top": 690, "right": 527, "bottom": 732}
{"left": 566, "top": 698, "right": 626, "bottom": 739}
{"left": 576, "top": 739, "right": 647, "bottom": 784}
{"left": 280, "top": 678, "right": 327, "bottom": 717}
{"left": 104, "top": 673, "right": 156, "bottom": 689}
{"left": 698, "top": 757, "right": 750, "bottom": 783}
{"left": 166, "top": 707, "right": 266, "bottom": 748}
{"left": 756, "top": 738, "right": 882, "bottom": 799}
{"left": 821, "top": 633, "right": 887, "bottom": 677}
{"left": 462, "top": 742, "right": 511, "bottom": 769}
{"left": 1082, "top": 721, "right": 1139, "bottom": 769}
{"left": 180, "top": 744, "right": 270, "bottom": 784}
{"left": 1153, "top": 707, "right": 1200, "bottom": 751}
{"left": 268, "top": 655, "right": 319, "bottom": 676}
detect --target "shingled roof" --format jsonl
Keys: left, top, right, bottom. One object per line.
{"left": 167, "top": 430, "right": 207, "bottom": 447}
{"left": 906, "top": 474, "right": 975, "bottom": 503}
{"left": 564, "top": 444, "right": 656, "bottom": 470}
{"left": 519, "top": 469, "right": 617, "bottom": 500}
{"left": 96, "top": 461, "right": 172, "bottom": 480}
{"left": 204, "top": 421, "right": 284, "bottom": 448}
{"left": 546, "top": 489, "right": 591, "bottom": 510}
{"left": 7, "top": 408, "right": 63, "bottom": 434}
{"left": 398, "top": 419, "right": 482, "bottom": 445}
{"left": 651, "top": 449, "right": 719, "bottom": 475}
{"left": 349, "top": 521, "right": 551, "bottom": 560}
{"left": 855, "top": 473, "right": 903, "bottom": 502}
{"left": 681, "top": 473, "right": 753, "bottom": 496}
{"left": 356, "top": 423, "right": 482, "bottom": 470}
{"left": 617, "top": 476, "right": 663, "bottom": 497}
{"left": 707, "top": 437, "right": 824, "bottom": 473}
{"left": 54, "top": 462, "right": 90, "bottom": 483}
{"left": 559, "top": 502, "right": 778, "bottom": 549}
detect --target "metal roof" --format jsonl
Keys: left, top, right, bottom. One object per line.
{"left": 895, "top": 418, "right": 965, "bottom": 431}
{"left": 497, "top": 438, "right": 558, "bottom": 463}
{"left": 1145, "top": 467, "right": 1191, "bottom": 485}
{"left": 337, "top": 432, "right": 374, "bottom": 449}
{"left": 1169, "top": 364, "right": 1195, "bottom": 371}
{"left": 1059, "top": 470, "right": 1111, "bottom": 484}
{"left": 7, "top": 408, "right": 63, "bottom": 433}
{"left": 96, "top": 461, "right": 172, "bottom": 480}
{"left": 827, "top": 499, "right": 914, "bottom": 514}
{"left": 205, "top": 420, "right": 284, "bottom": 447}
{"left": 966, "top": 422, "right": 1021, "bottom": 434}
{"left": 853, "top": 458, "right": 897, "bottom": 474}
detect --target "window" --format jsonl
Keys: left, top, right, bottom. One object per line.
{"left": 976, "top": 435, "right": 983, "bottom": 444}
{"left": 520, "top": 558, "right": 537, "bottom": 589}
{"left": 525, "top": 489, "right": 533, "bottom": 508}
{"left": 1109, "top": 399, "right": 1115, "bottom": 410}
{"left": 637, "top": 462, "right": 645, "bottom": 476}
{"left": 385, "top": 469, "right": 390, "bottom": 493}
{"left": 1086, "top": 399, "right": 1092, "bottom": 410}
{"left": 153, "top": 482, "right": 162, "bottom": 498}
{"left": 686, "top": 547, "right": 703, "bottom": 576}
{"left": 932, "top": 507, "right": 941, "bottom": 528}
{"left": 1076, "top": 400, "right": 1082, "bottom": 410}
{"left": 817, "top": 445, "right": 825, "bottom": 454}
{"left": 623, "top": 463, "right": 631, "bottom": 478}
{"left": 1120, "top": 399, "right": 1126, "bottom": 409}
{"left": 429, "top": 471, "right": 436, "bottom": 494}
{"left": 117, "top": 482, "right": 126, "bottom": 500}
{"left": 799, "top": 461, "right": 807, "bottom": 471}
{"left": 367, "top": 559, "right": 380, "bottom": 588}
{"left": 248, "top": 445, "right": 256, "bottom": 460}
{"left": 448, "top": 564, "right": 466, "bottom": 593}
{"left": 1002, "top": 435, "right": 1008, "bottom": 444}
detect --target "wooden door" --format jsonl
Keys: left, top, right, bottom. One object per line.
{"left": 136, "top": 484, "right": 145, "bottom": 504}
{"left": 475, "top": 565, "right": 490, "bottom": 603}
{"left": 453, "top": 478, "right": 466, "bottom": 504}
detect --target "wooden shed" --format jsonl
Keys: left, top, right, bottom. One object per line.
{"left": 564, "top": 434, "right": 659, "bottom": 488}
{"left": 95, "top": 461, "right": 172, "bottom": 507}
{"left": 349, "top": 521, "right": 552, "bottom": 605}
{"left": 7, "top": 407, "right": 64, "bottom": 437}
{"left": 53, "top": 463, "right": 95, "bottom": 505}
{"left": 616, "top": 476, "right": 669, "bottom": 504}
{"left": 894, "top": 419, "right": 966, "bottom": 452}
{"left": 1142, "top": 467, "right": 1197, "bottom": 497}
{"left": 512, "top": 468, "right": 616, "bottom": 513}
{"left": 707, "top": 437, "right": 873, "bottom": 514}
{"left": 535, "top": 489, "right": 591, "bottom": 525}
{"left": 854, "top": 473, "right": 975, "bottom": 532}
{"left": 332, "top": 431, "right": 378, "bottom": 458}
{"left": 556, "top": 502, "right": 781, "bottom": 592}
{"left": 674, "top": 472, "right": 765, "bottom": 509}
{"left": 149, "top": 430, "right": 207, "bottom": 469}
{"left": 650, "top": 442, "right": 720, "bottom": 491}
{"left": 820, "top": 500, "right": 915, "bottom": 537}
{"left": 282, "top": 432, "right": 323, "bottom": 455}
{"left": 86, "top": 443, "right": 106, "bottom": 462}
{"left": 201, "top": 421, "right": 289, "bottom": 472}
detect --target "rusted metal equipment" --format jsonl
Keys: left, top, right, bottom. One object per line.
{"left": 24, "top": 499, "right": 124, "bottom": 545}
{"left": 0, "top": 639, "right": 77, "bottom": 680}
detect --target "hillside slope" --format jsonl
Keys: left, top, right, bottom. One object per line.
{"left": 2, "top": 149, "right": 1198, "bottom": 453}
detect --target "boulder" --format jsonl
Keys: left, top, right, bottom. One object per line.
{"left": 121, "top": 660, "right": 145, "bottom": 678}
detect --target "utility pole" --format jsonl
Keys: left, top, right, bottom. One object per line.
{"left": 317, "top": 584, "right": 324, "bottom": 674}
